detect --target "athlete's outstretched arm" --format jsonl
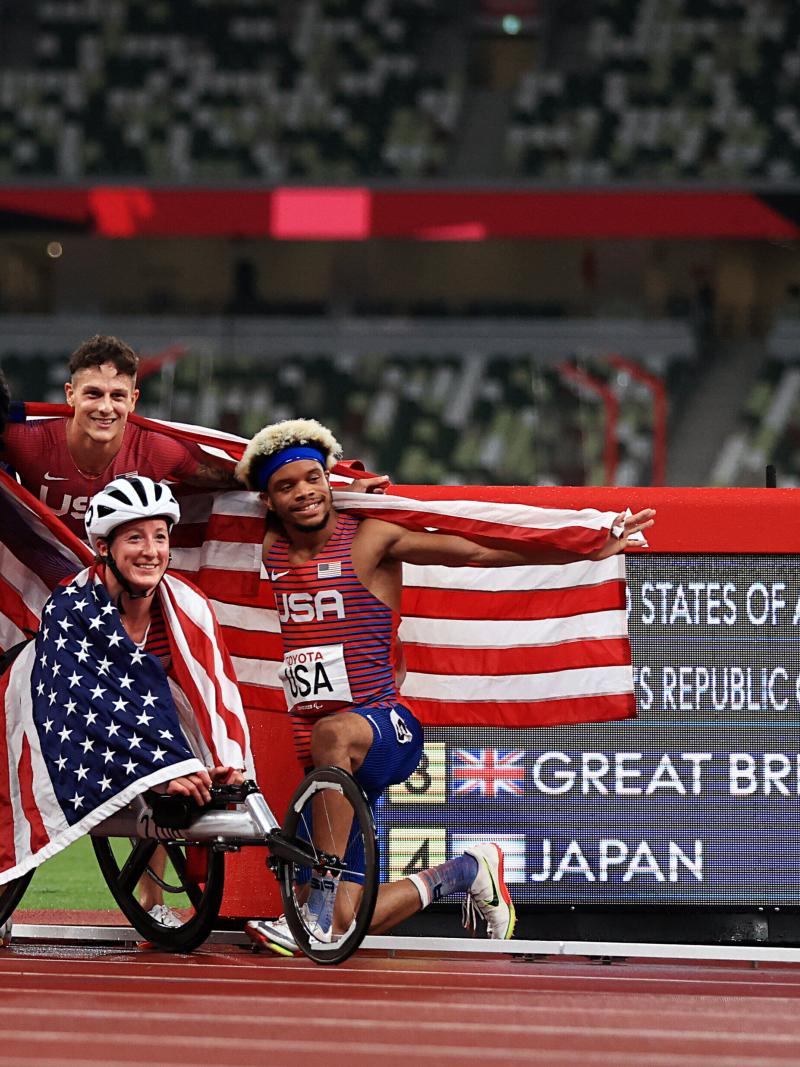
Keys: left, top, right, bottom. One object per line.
{"left": 190, "top": 467, "right": 390, "bottom": 492}
{"left": 369, "top": 510, "right": 655, "bottom": 568}
{"left": 185, "top": 462, "right": 243, "bottom": 489}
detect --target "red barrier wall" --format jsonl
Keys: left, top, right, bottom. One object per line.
{"left": 390, "top": 485, "right": 800, "bottom": 553}
{"left": 1, "top": 187, "right": 798, "bottom": 239}
{"left": 219, "top": 707, "right": 301, "bottom": 919}
{"left": 220, "top": 484, "right": 797, "bottom": 918}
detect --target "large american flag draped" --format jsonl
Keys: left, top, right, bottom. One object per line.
{"left": 2, "top": 404, "right": 637, "bottom": 737}
{"left": 0, "top": 468, "right": 92, "bottom": 655}
{"left": 0, "top": 565, "right": 252, "bottom": 884}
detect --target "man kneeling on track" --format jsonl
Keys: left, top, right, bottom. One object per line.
{"left": 0, "top": 475, "right": 252, "bottom": 942}
{"left": 238, "top": 419, "right": 655, "bottom": 953}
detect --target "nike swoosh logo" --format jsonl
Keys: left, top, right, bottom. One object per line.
{"left": 43, "top": 472, "right": 68, "bottom": 481}
{"left": 270, "top": 570, "right": 290, "bottom": 580}
{"left": 483, "top": 861, "right": 500, "bottom": 908}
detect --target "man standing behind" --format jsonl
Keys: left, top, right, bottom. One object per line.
{"left": 1, "top": 334, "right": 238, "bottom": 540}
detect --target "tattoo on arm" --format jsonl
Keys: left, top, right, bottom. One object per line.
{"left": 186, "top": 463, "right": 242, "bottom": 489}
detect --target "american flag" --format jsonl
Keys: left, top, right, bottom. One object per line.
{"left": 340, "top": 492, "right": 636, "bottom": 729}
{"left": 170, "top": 489, "right": 636, "bottom": 731}
{"left": 3, "top": 404, "right": 637, "bottom": 733}
{"left": 452, "top": 748, "right": 526, "bottom": 797}
{"left": 317, "top": 561, "right": 341, "bottom": 579}
{"left": 0, "top": 468, "right": 92, "bottom": 655}
{"left": 0, "top": 566, "right": 251, "bottom": 884}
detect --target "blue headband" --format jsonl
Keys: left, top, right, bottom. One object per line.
{"left": 256, "top": 445, "right": 327, "bottom": 490}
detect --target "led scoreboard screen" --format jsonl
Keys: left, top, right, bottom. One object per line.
{"left": 376, "top": 555, "right": 800, "bottom": 905}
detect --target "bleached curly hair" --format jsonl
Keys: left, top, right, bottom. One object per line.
{"left": 236, "top": 418, "right": 342, "bottom": 490}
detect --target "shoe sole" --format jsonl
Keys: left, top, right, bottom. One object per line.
{"left": 245, "top": 926, "right": 298, "bottom": 957}
{"left": 485, "top": 844, "right": 516, "bottom": 940}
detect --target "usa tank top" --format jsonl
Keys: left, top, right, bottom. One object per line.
{"left": 143, "top": 598, "right": 171, "bottom": 670}
{"left": 266, "top": 515, "right": 399, "bottom": 763}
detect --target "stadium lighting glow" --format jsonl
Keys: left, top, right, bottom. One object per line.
{"left": 46, "top": 241, "right": 62, "bottom": 258}
{"left": 502, "top": 14, "right": 522, "bottom": 34}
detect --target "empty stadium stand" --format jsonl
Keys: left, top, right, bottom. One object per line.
{"left": 3, "top": 0, "right": 798, "bottom": 183}
{"left": 0, "top": 313, "right": 694, "bottom": 487}
{"left": 1, "top": 0, "right": 462, "bottom": 180}
{"left": 712, "top": 317, "right": 800, "bottom": 487}
{"left": 506, "top": 0, "right": 800, "bottom": 181}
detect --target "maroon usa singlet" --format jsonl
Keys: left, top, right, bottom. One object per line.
{"left": 266, "top": 515, "right": 399, "bottom": 764}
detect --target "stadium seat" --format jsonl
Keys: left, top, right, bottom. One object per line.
{"left": 506, "top": 0, "right": 799, "bottom": 181}
{"left": 2, "top": 0, "right": 461, "bottom": 179}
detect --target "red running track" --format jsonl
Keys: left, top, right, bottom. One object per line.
{"left": 3, "top": 945, "right": 800, "bottom": 1065}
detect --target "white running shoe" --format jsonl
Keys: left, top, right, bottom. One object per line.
{"left": 462, "top": 843, "right": 516, "bottom": 940}
{"left": 0, "top": 917, "right": 12, "bottom": 947}
{"left": 245, "top": 902, "right": 334, "bottom": 955}
{"left": 246, "top": 915, "right": 299, "bottom": 954}
{"left": 147, "top": 904, "right": 183, "bottom": 929}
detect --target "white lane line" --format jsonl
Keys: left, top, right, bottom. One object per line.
{"left": 4, "top": 964, "right": 800, "bottom": 999}
{"left": 2, "top": 1004, "right": 800, "bottom": 1048}
{"left": 0, "top": 1029, "right": 794, "bottom": 1066}
{"left": 0, "top": 1055, "right": 789, "bottom": 1067}
{"left": 17, "top": 928, "right": 800, "bottom": 968}
{"left": 4, "top": 986, "right": 800, "bottom": 1024}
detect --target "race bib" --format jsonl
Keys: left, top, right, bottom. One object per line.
{"left": 279, "top": 643, "right": 353, "bottom": 715}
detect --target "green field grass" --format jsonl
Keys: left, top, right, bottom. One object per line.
{"left": 20, "top": 836, "right": 120, "bottom": 911}
{"left": 19, "top": 838, "right": 196, "bottom": 913}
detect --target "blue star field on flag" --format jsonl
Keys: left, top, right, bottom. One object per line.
{"left": 32, "top": 579, "right": 196, "bottom": 826}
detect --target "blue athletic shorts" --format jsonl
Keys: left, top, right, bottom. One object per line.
{"left": 351, "top": 702, "right": 424, "bottom": 806}
{"left": 299, "top": 702, "right": 423, "bottom": 885}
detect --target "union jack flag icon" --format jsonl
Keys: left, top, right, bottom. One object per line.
{"left": 451, "top": 748, "right": 526, "bottom": 797}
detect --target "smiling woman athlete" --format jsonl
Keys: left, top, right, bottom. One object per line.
{"left": 82, "top": 475, "right": 246, "bottom": 804}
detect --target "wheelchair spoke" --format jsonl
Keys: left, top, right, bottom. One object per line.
{"left": 163, "top": 843, "right": 204, "bottom": 909}
{"left": 279, "top": 767, "right": 377, "bottom": 965}
{"left": 117, "top": 840, "right": 159, "bottom": 894}
{"left": 93, "top": 836, "right": 224, "bottom": 953}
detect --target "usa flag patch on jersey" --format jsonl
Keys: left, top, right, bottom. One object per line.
{"left": 318, "top": 561, "right": 341, "bottom": 578}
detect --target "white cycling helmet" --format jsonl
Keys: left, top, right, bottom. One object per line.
{"left": 85, "top": 475, "right": 180, "bottom": 551}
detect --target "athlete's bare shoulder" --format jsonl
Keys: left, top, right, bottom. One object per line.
{"left": 261, "top": 515, "right": 284, "bottom": 560}
{"left": 348, "top": 517, "right": 403, "bottom": 605}
{"left": 351, "top": 516, "right": 407, "bottom": 568}
{"left": 353, "top": 516, "right": 403, "bottom": 546}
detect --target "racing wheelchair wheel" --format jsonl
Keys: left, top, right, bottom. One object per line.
{"left": 0, "top": 870, "right": 34, "bottom": 931}
{"left": 278, "top": 766, "right": 378, "bottom": 965}
{"left": 92, "top": 837, "right": 224, "bottom": 952}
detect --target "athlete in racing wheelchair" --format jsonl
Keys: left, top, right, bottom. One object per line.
{"left": 0, "top": 476, "right": 382, "bottom": 962}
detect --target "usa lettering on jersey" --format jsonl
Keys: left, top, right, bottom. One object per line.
{"left": 39, "top": 470, "right": 139, "bottom": 526}
{"left": 39, "top": 485, "right": 91, "bottom": 521}
{"left": 276, "top": 589, "right": 345, "bottom": 624}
